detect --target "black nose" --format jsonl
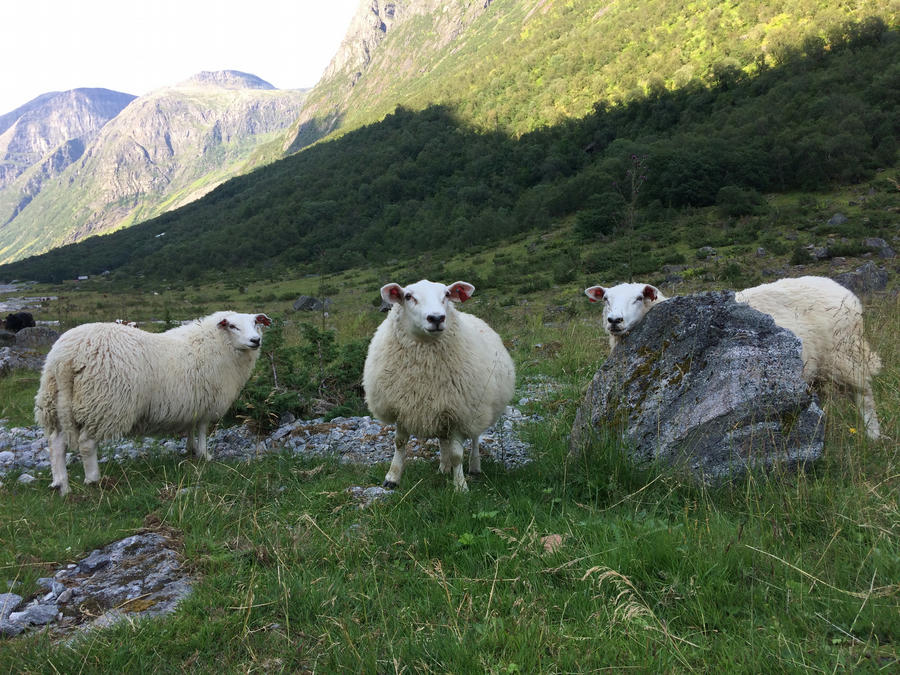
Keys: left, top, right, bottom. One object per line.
{"left": 427, "top": 313, "right": 445, "bottom": 325}
{"left": 608, "top": 317, "right": 623, "bottom": 325}
{"left": 250, "top": 337, "right": 261, "bottom": 347}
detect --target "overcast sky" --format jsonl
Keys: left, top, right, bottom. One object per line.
{"left": 1, "top": 0, "right": 360, "bottom": 115}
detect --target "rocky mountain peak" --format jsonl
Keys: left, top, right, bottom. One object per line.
{"left": 176, "top": 70, "right": 276, "bottom": 90}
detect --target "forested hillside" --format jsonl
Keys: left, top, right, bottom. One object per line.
{"left": 1, "top": 19, "right": 895, "bottom": 286}
{"left": 285, "top": 0, "right": 899, "bottom": 150}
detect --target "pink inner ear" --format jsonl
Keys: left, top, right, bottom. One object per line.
{"left": 218, "top": 319, "right": 229, "bottom": 327}
{"left": 642, "top": 286, "right": 658, "bottom": 301}
{"left": 586, "top": 287, "right": 605, "bottom": 302}
{"left": 255, "top": 314, "right": 271, "bottom": 326}
{"left": 389, "top": 285, "right": 404, "bottom": 302}
{"left": 448, "top": 283, "right": 473, "bottom": 302}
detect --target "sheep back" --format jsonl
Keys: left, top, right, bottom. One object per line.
{"left": 363, "top": 307, "right": 515, "bottom": 440}
{"left": 735, "top": 276, "right": 881, "bottom": 387}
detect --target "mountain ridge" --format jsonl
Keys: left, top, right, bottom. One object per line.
{"left": 0, "top": 73, "right": 307, "bottom": 264}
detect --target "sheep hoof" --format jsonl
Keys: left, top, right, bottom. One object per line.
{"left": 383, "top": 480, "right": 399, "bottom": 490}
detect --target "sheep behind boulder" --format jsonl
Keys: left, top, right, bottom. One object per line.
{"left": 35, "top": 311, "right": 271, "bottom": 496}
{"left": 735, "top": 276, "right": 882, "bottom": 439}
{"left": 584, "top": 282, "right": 667, "bottom": 351}
{"left": 585, "top": 276, "right": 882, "bottom": 439}
{"left": 362, "top": 279, "right": 516, "bottom": 491}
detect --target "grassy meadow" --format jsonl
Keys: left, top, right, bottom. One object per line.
{"left": 1, "top": 217, "right": 899, "bottom": 672}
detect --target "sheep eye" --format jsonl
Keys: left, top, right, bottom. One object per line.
{"left": 404, "top": 292, "right": 413, "bottom": 301}
{"left": 635, "top": 296, "right": 643, "bottom": 302}
{"left": 228, "top": 323, "right": 237, "bottom": 330}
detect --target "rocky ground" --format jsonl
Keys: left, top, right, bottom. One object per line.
{"left": 0, "top": 377, "right": 559, "bottom": 641}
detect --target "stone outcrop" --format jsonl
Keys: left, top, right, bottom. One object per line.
{"left": 292, "top": 295, "right": 330, "bottom": 312}
{"left": 0, "top": 533, "right": 193, "bottom": 639}
{"left": 834, "top": 261, "right": 890, "bottom": 295}
{"left": 14, "top": 325, "right": 59, "bottom": 347}
{"left": 570, "top": 292, "right": 825, "bottom": 480}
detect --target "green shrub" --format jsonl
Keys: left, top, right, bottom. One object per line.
{"left": 716, "top": 185, "right": 767, "bottom": 218}
{"left": 228, "top": 320, "right": 368, "bottom": 431}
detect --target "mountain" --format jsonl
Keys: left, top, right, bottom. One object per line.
{"left": 0, "top": 71, "right": 306, "bottom": 264}
{"left": 283, "top": 0, "right": 900, "bottom": 153}
{"left": 283, "top": 0, "right": 494, "bottom": 153}
{"left": 0, "top": 4, "right": 897, "bottom": 284}
{"left": 0, "top": 88, "right": 135, "bottom": 190}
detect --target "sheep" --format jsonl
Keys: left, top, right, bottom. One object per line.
{"left": 584, "top": 283, "right": 667, "bottom": 351}
{"left": 362, "top": 279, "right": 516, "bottom": 491}
{"left": 585, "top": 276, "right": 882, "bottom": 439}
{"left": 34, "top": 311, "right": 271, "bottom": 496}
{"left": 734, "top": 276, "right": 881, "bottom": 439}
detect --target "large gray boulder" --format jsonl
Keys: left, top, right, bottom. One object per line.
{"left": 570, "top": 291, "right": 825, "bottom": 481}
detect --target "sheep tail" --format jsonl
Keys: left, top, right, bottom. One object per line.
{"left": 37, "top": 359, "right": 80, "bottom": 448}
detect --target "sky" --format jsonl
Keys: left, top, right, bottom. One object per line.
{"left": 0, "top": 0, "right": 360, "bottom": 115}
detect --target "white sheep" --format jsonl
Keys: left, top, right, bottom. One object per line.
{"left": 585, "top": 276, "right": 882, "bottom": 439}
{"left": 362, "top": 279, "right": 516, "bottom": 491}
{"left": 735, "top": 276, "right": 882, "bottom": 439}
{"left": 34, "top": 311, "right": 271, "bottom": 496}
{"left": 584, "top": 282, "right": 667, "bottom": 351}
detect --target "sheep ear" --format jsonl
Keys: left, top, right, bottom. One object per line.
{"left": 255, "top": 314, "right": 271, "bottom": 327}
{"left": 447, "top": 281, "right": 474, "bottom": 303}
{"left": 642, "top": 285, "right": 659, "bottom": 301}
{"left": 217, "top": 318, "right": 230, "bottom": 328}
{"left": 585, "top": 286, "right": 606, "bottom": 303}
{"left": 381, "top": 283, "right": 404, "bottom": 305}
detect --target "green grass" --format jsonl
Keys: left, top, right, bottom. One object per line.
{"left": 1, "top": 280, "right": 898, "bottom": 671}
{"left": 0, "top": 368, "right": 40, "bottom": 427}
{"left": 2, "top": 182, "right": 899, "bottom": 669}
{"left": 1, "top": 409, "right": 897, "bottom": 671}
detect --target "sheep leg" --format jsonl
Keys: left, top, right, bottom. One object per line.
{"left": 193, "top": 421, "right": 211, "bottom": 460}
{"left": 856, "top": 386, "right": 881, "bottom": 440}
{"left": 468, "top": 435, "right": 482, "bottom": 476}
{"left": 383, "top": 426, "right": 410, "bottom": 489}
{"left": 48, "top": 431, "right": 70, "bottom": 496}
{"left": 440, "top": 433, "right": 468, "bottom": 492}
{"left": 78, "top": 430, "right": 100, "bottom": 484}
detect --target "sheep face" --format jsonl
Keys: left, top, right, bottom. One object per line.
{"left": 216, "top": 313, "right": 271, "bottom": 350}
{"left": 381, "top": 279, "right": 474, "bottom": 340}
{"left": 585, "top": 283, "right": 662, "bottom": 339}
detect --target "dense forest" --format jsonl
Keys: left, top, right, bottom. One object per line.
{"left": 0, "top": 19, "right": 896, "bottom": 285}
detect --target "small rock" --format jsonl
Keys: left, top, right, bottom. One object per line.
{"left": 16, "top": 473, "right": 36, "bottom": 484}
{"left": 0, "top": 620, "right": 24, "bottom": 637}
{"left": 863, "top": 237, "right": 896, "bottom": 259}
{"left": 57, "top": 588, "right": 73, "bottom": 604}
{"left": 36, "top": 578, "right": 65, "bottom": 597}
{"left": 0, "top": 593, "right": 22, "bottom": 621}
{"left": 78, "top": 550, "right": 111, "bottom": 574}
{"left": 834, "top": 262, "right": 890, "bottom": 295}
{"left": 828, "top": 212, "right": 848, "bottom": 225}
{"left": 9, "top": 603, "right": 59, "bottom": 626}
